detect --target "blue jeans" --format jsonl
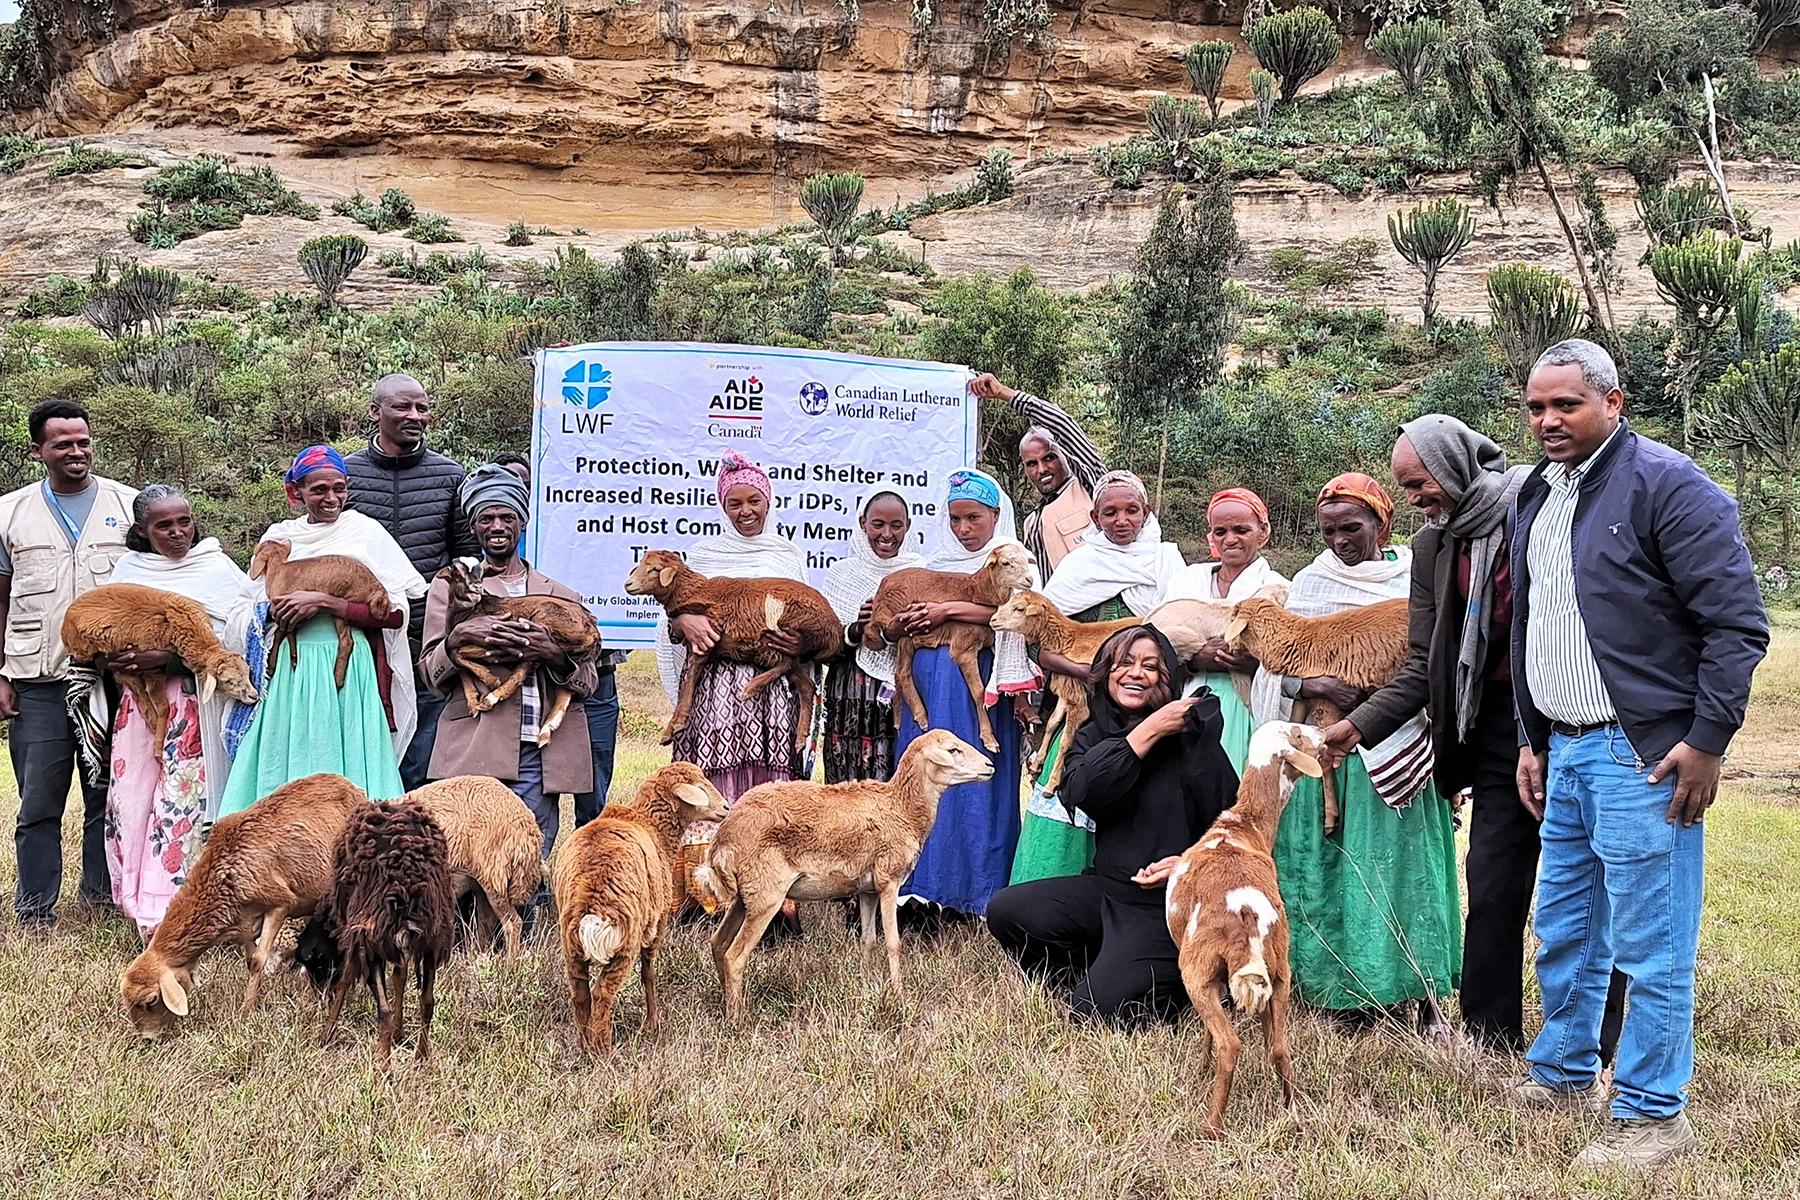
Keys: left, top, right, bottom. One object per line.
{"left": 1527, "top": 725, "right": 1704, "bottom": 1120}
{"left": 400, "top": 686, "right": 447, "bottom": 792}
{"left": 571, "top": 671, "right": 619, "bottom": 828}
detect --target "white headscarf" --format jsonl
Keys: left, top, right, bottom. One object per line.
{"left": 653, "top": 520, "right": 809, "bottom": 703}
{"left": 820, "top": 491, "right": 926, "bottom": 685}
{"left": 1042, "top": 474, "right": 1183, "bottom": 617}
{"left": 930, "top": 468, "right": 1040, "bottom": 699}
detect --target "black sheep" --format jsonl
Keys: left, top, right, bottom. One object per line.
{"left": 314, "top": 800, "right": 456, "bottom": 1069}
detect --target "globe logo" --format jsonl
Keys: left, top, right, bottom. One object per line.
{"left": 798, "top": 381, "right": 829, "bottom": 416}
{"left": 562, "top": 361, "right": 613, "bottom": 409}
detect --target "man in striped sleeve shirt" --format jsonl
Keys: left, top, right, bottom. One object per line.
{"left": 1508, "top": 339, "right": 1768, "bottom": 1171}
{"left": 969, "top": 373, "right": 1108, "bottom": 579}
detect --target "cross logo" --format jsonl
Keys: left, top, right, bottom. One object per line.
{"left": 562, "top": 361, "right": 613, "bottom": 409}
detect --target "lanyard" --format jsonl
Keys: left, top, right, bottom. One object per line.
{"left": 41, "top": 481, "right": 86, "bottom": 546}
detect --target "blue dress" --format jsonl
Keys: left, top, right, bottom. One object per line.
{"left": 897, "top": 645, "right": 1022, "bottom": 915}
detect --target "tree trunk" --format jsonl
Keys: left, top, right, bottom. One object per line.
{"left": 1534, "top": 157, "right": 1614, "bottom": 340}
{"left": 1697, "top": 74, "right": 1741, "bottom": 238}
{"left": 1155, "top": 416, "right": 1170, "bottom": 511}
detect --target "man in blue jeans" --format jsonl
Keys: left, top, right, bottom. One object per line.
{"left": 1509, "top": 339, "right": 1767, "bottom": 1171}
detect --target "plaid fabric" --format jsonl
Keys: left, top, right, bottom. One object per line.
{"left": 504, "top": 576, "right": 540, "bottom": 743}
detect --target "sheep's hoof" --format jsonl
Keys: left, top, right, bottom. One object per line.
{"left": 981, "top": 733, "right": 1000, "bottom": 753}
{"left": 1026, "top": 752, "right": 1046, "bottom": 774}
{"left": 659, "top": 725, "right": 680, "bottom": 746}
{"left": 479, "top": 692, "right": 501, "bottom": 708}
{"left": 535, "top": 728, "right": 554, "bottom": 748}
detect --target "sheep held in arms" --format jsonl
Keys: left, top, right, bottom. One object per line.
{"left": 298, "top": 234, "right": 369, "bottom": 307}
{"left": 800, "top": 172, "right": 865, "bottom": 260}
{"left": 1185, "top": 40, "right": 1234, "bottom": 122}
{"left": 1388, "top": 198, "right": 1475, "bottom": 326}
{"left": 1367, "top": 18, "right": 1447, "bottom": 94}
{"left": 1246, "top": 6, "right": 1340, "bottom": 103}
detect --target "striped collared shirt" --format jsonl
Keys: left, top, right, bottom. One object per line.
{"left": 1524, "top": 426, "right": 1622, "bottom": 726}
{"left": 502, "top": 573, "right": 541, "bottom": 742}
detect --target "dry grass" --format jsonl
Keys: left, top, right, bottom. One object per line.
{"left": 2, "top": 630, "right": 1798, "bottom": 1199}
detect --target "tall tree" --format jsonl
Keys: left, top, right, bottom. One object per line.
{"left": 1388, "top": 198, "right": 1476, "bottom": 326}
{"left": 1698, "top": 342, "right": 1800, "bottom": 555}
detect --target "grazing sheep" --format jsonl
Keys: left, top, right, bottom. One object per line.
{"left": 314, "top": 800, "right": 457, "bottom": 1069}
{"left": 1142, "top": 582, "right": 1291, "bottom": 708}
{"left": 861, "top": 544, "right": 1035, "bottom": 752}
{"left": 250, "top": 539, "right": 394, "bottom": 689}
{"left": 1164, "top": 721, "right": 1326, "bottom": 1137}
{"left": 990, "top": 590, "right": 1140, "bottom": 789}
{"left": 119, "top": 774, "right": 367, "bottom": 1037}
{"left": 623, "top": 549, "right": 842, "bottom": 751}
{"left": 436, "top": 558, "right": 602, "bottom": 746}
{"left": 695, "top": 730, "right": 995, "bottom": 1020}
{"left": 405, "top": 775, "right": 543, "bottom": 958}
{"left": 1224, "top": 596, "right": 1410, "bottom": 833}
{"left": 62, "top": 583, "right": 259, "bottom": 750}
{"left": 550, "top": 763, "right": 729, "bottom": 1053}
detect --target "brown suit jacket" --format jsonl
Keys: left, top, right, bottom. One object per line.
{"left": 420, "top": 564, "right": 598, "bottom": 794}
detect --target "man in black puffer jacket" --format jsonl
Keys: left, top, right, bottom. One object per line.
{"left": 344, "top": 373, "right": 478, "bottom": 788}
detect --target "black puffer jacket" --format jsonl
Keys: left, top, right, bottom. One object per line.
{"left": 344, "top": 437, "right": 477, "bottom": 647}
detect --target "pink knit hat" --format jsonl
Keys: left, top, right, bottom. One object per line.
{"left": 716, "top": 449, "right": 772, "bottom": 507}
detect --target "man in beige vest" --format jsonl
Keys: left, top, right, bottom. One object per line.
{"left": 969, "top": 373, "right": 1108, "bottom": 580}
{"left": 0, "top": 401, "right": 136, "bottom": 927}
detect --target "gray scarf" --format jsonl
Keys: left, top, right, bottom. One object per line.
{"left": 1399, "top": 416, "right": 1529, "bottom": 737}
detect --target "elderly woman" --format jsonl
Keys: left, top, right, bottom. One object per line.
{"left": 887, "top": 468, "right": 1037, "bottom": 918}
{"left": 1011, "top": 470, "right": 1184, "bottom": 884}
{"left": 217, "top": 446, "right": 425, "bottom": 814}
{"left": 987, "top": 625, "right": 1238, "bottom": 1025}
{"left": 95, "top": 485, "right": 255, "bottom": 938}
{"left": 1252, "top": 473, "right": 1461, "bottom": 1029}
{"left": 1165, "top": 487, "right": 1289, "bottom": 769}
{"left": 819, "top": 490, "right": 923, "bottom": 783}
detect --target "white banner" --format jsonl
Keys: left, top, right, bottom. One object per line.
{"left": 528, "top": 342, "right": 977, "bottom": 649}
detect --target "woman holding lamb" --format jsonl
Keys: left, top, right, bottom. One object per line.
{"left": 1164, "top": 487, "right": 1289, "bottom": 770}
{"left": 819, "top": 490, "right": 923, "bottom": 783}
{"left": 217, "top": 446, "right": 425, "bottom": 815}
{"left": 1010, "top": 470, "right": 1183, "bottom": 885}
{"left": 94, "top": 485, "right": 256, "bottom": 938}
{"left": 1250, "top": 474, "right": 1461, "bottom": 1029}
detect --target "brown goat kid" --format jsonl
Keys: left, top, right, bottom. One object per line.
{"left": 551, "top": 763, "right": 729, "bottom": 1053}
{"left": 695, "top": 730, "right": 994, "bottom": 1020}
{"left": 990, "top": 591, "right": 1139, "bottom": 790}
{"left": 1165, "top": 721, "right": 1326, "bottom": 1137}
{"left": 1224, "top": 596, "right": 1410, "bottom": 833}
{"left": 119, "top": 774, "right": 367, "bottom": 1038}
{"left": 436, "top": 558, "right": 601, "bottom": 746}
{"left": 623, "top": 549, "right": 842, "bottom": 751}
{"left": 862, "top": 544, "right": 1034, "bottom": 752}
{"left": 62, "top": 583, "right": 259, "bottom": 749}
{"left": 251, "top": 539, "right": 393, "bottom": 689}
{"left": 406, "top": 775, "right": 544, "bottom": 958}
{"left": 315, "top": 801, "right": 457, "bottom": 1070}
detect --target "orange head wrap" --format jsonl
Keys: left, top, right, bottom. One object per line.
{"left": 1205, "top": 487, "right": 1270, "bottom": 560}
{"left": 1316, "top": 472, "right": 1396, "bottom": 541}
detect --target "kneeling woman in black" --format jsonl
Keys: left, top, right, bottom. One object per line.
{"left": 986, "top": 625, "right": 1239, "bottom": 1025}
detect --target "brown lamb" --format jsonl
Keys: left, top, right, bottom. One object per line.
{"left": 62, "top": 583, "right": 259, "bottom": 749}
{"left": 860, "top": 543, "right": 1035, "bottom": 753}
{"left": 550, "top": 763, "right": 729, "bottom": 1053}
{"left": 1142, "top": 582, "right": 1291, "bottom": 709}
{"left": 1224, "top": 596, "right": 1410, "bottom": 834}
{"left": 989, "top": 590, "right": 1141, "bottom": 791}
{"left": 436, "top": 558, "right": 602, "bottom": 746}
{"left": 119, "top": 773, "right": 368, "bottom": 1038}
{"left": 694, "top": 730, "right": 994, "bottom": 1020}
{"left": 405, "top": 775, "right": 544, "bottom": 958}
{"left": 623, "top": 549, "right": 842, "bottom": 752}
{"left": 250, "top": 539, "right": 393, "bottom": 690}
{"left": 314, "top": 800, "right": 457, "bottom": 1070}
{"left": 1164, "top": 721, "right": 1326, "bottom": 1137}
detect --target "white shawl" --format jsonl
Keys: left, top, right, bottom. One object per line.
{"left": 927, "top": 471, "right": 1040, "bottom": 700}
{"left": 110, "top": 538, "right": 258, "bottom": 811}
{"left": 653, "top": 525, "right": 810, "bottom": 703}
{"left": 257, "top": 510, "right": 428, "bottom": 758}
{"left": 1165, "top": 555, "right": 1288, "bottom": 603}
{"left": 1249, "top": 546, "right": 1434, "bottom": 809}
{"left": 819, "top": 493, "right": 926, "bottom": 685}
{"left": 1041, "top": 513, "right": 1184, "bottom": 618}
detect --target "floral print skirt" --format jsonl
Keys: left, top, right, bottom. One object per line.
{"left": 104, "top": 677, "right": 208, "bottom": 941}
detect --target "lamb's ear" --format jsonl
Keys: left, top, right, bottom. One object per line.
{"left": 197, "top": 673, "right": 217, "bottom": 704}
{"left": 158, "top": 970, "right": 189, "bottom": 1017}
{"left": 657, "top": 566, "right": 677, "bottom": 588}
{"left": 1287, "top": 749, "right": 1324, "bottom": 778}
{"left": 248, "top": 550, "right": 267, "bottom": 581}
{"left": 673, "top": 782, "right": 715, "bottom": 808}
{"left": 1223, "top": 617, "right": 1248, "bottom": 642}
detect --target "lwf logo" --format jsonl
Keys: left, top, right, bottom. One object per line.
{"left": 559, "top": 360, "right": 615, "bottom": 434}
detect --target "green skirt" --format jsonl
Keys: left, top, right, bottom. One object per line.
{"left": 217, "top": 615, "right": 405, "bottom": 816}
{"left": 1010, "top": 728, "right": 1096, "bottom": 884}
{"left": 1202, "top": 671, "right": 1254, "bottom": 774}
{"left": 1273, "top": 755, "right": 1463, "bottom": 1010}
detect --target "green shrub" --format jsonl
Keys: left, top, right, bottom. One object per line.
{"left": 801, "top": 172, "right": 865, "bottom": 258}
{"left": 974, "top": 148, "right": 1015, "bottom": 201}
{"left": 132, "top": 154, "right": 316, "bottom": 245}
{"left": 1247, "top": 7, "right": 1341, "bottom": 104}
{"left": 1146, "top": 95, "right": 1207, "bottom": 178}
{"left": 1487, "top": 263, "right": 1587, "bottom": 386}
{"left": 127, "top": 203, "right": 191, "bottom": 249}
{"left": 47, "top": 140, "right": 130, "bottom": 177}
{"left": 983, "top": 0, "right": 1049, "bottom": 42}
{"left": 298, "top": 234, "right": 369, "bottom": 306}
{"left": 1093, "top": 141, "right": 1157, "bottom": 188}
{"left": 334, "top": 188, "right": 420, "bottom": 233}
{"left": 504, "top": 219, "right": 533, "bottom": 247}
{"left": 15, "top": 275, "right": 90, "bottom": 319}
{"left": 1367, "top": 19, "right": 1447, "bottom": 94}
{"left": 404, "top": 213, "right": 462, "bottom": 244}
{"left": 1249, "top": 69, "right": 1279, "bottom": 128}
{"left": 1185, "top": 40, "right": 1234, "bottom": 122}
{"left": 0, "top": 132, "right": 41, "bottom": 175}
{"left": 1388, "top": 197, "right": 1476, "bottom": 325}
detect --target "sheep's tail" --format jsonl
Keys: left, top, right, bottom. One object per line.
{"left": 692, "top": 844, "right": 737, "bottom": 915}
{"left": 1228, "top": 914, "right": 1274, "bottom": 1016}
{"left": 577, "top": 914, "right": 624, "bottom": 966}
{"left": 763, "top": 594, "right": 786, "bottom": 632}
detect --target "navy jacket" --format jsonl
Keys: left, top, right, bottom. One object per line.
{"left": 344, "top": 438, "right": 476, "bottom": 649}
{"left": 1510, "top": 420, "right": 1768, "bottom": 763}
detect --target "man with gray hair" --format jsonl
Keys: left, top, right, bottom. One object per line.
{"left": 1507, "top": 337, "right": 1767, "bottom": 1170}
{"left": 968, "top": 372, "right": 1108, "bottom": 579}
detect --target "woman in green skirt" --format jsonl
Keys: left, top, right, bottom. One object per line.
{"left": 1011, "top": 471, "right": 1183, "bottom": 883}
{"left": 217, "top": 445, "right": 426, "bottom": 814}
{"left": 1251, "top": 473, "right": 1461, "bottom": 1028}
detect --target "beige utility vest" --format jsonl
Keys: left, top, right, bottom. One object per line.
{"left": 1039, "top": 478, "right": 1095, "bottom": 574}
{"left": 0, "top": 478, "right": 136, "bottom": 682}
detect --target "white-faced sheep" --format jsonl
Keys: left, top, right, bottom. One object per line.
{"left": 550, "top": 763, "right": 729, "bottom": 1053}
{"left": 436, "top": 558, "right": 602, "bottom": 745}
{"left": 250, "top": 539, "right": 394, "bottom": 689}
{"left": 62, "top": 583, "right": 259, "bottom": 750}
{"left": 1142, "top": 582, "right": 1291, "bottom": 708}
{"left": 695, "top": 729, "right": 994, "bottom": 1020}
{"left": 861, "top": 544, "right": 1035, "bottom": 752}
{"left": 990, "top": 590, "right": 1140, "bottom": 790}
{"left": 1164, "top": 721, "right": 1326, "bottom": 1138}
{"left": 119, "top": 773, "right": 367, "bottom": 1038}
{"left": 623, "top": 549, "right": 843, "bottom": 752}
{"left": 404, "top": 775, "right": 544, "bottom": 958}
